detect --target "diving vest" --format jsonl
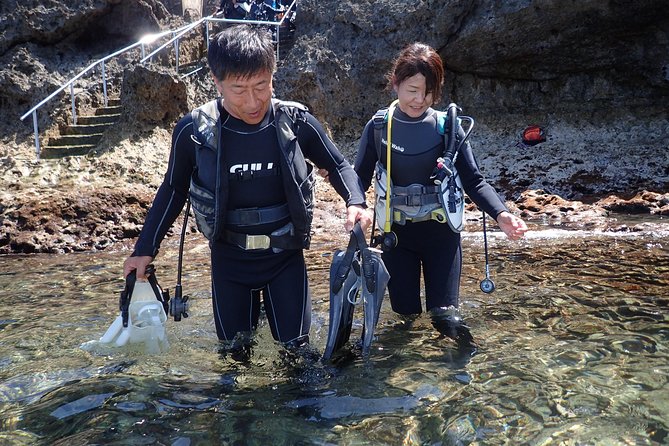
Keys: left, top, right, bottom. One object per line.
{"left": 372, "top": 105, "right": 465, "bottom": 233}
{"left": 188, "top": 98, "right": 315, "bottom": 248}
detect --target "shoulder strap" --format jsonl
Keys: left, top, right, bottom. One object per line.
{"left": 372, "top": 107, "right": 388, "bottom": 126}
{"left": 272, "top": 99, "right": 307, "bottom": 146}
{"left": 372, "top": 107, "right": 389, "bottom": 160}
{"left": 191, "top": 99, "right": 220, "bottom": 150}
{"left": 274, "top": 99, "right": 309, "bottom": 113}
{"left": 435, "top": 110, "right": 448, "bottom": 136}
{"left": 273, "top": 99, "right": 308, "bottom": 122}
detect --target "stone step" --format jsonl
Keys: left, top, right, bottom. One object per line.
{"left": 47, "top": 133, "right": 104, "bottom": 147}
{"left": 95, "top": 105, "right": 122, "bottom": 116}
{"left": 63, "top": 123, "right": 113, "bottom": 136}
{"left": 42, "top": 97, "right": 121, "bottom": 158}
{"left": 41, "top": 144, "right": 99, "bottom": 158}
{"left": 77, "top": 113, "right": 121, "bottom": 125}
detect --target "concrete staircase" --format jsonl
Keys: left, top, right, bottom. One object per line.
{"left": 43, "top": 98, "right": 121, "bottom": 158}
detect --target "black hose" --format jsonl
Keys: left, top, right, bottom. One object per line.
{"left": 176, "top": 199, "right": 190, "bottom": 294}
{"left": 479, "top": 211, "right": 496, "bottom": 293}
{"left": 482, "top": 210, "right": 490, "bottom": 267}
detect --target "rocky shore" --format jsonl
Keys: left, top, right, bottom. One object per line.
{"left": 1, "top": 137, "right": 667, "bottom": 255}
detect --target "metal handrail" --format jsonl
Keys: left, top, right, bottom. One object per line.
{"left": 18, "top": 27, "right": 182, "bottom": 160}
{"left": 19, "top": 2, "right": 297, "bottom": 160}
{"left": 206, "top": 0, "right": 297, "bottom": 59}
{"left": 140, "top": 17, "right": 209, "bottom": 68}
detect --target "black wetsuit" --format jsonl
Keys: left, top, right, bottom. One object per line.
{"left": 134, "top": 100, "right": 365, "bottom": 344}
{"left": 355, "top": 107, "right": 507, "bottom": 314}
{"left": 219, "top": 0, "right": 248, "bottom": 19}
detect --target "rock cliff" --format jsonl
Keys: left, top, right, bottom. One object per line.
{"left": 1, "top": 0, "right": 668, "bottom": 254}
{"left": 277, "top": 0, "right": 669, "bottom": 197}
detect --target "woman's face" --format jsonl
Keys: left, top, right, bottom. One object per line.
{"left": 394, "top": 73, "right": 432, "bottom": 118}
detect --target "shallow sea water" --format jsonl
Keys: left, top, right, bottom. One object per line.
{"left": 0, "top": 217, "right": 668, "bottom": 445}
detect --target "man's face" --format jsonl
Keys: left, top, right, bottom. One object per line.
{"left": 214, "top": 70, "right": 273, "bottom": 125}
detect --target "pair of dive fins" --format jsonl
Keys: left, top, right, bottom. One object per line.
{"left": 99, "top": 265, "right": 170, "bottom": 350}
{"left": 323, "top": 223, "right": 390, "bottom": 360}
{"left": 99, "top": 265, "right": 189, "bottom": 351}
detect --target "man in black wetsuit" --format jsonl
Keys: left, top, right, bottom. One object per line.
{"left": 123, "top": 25, "right": 371, "bottom": 352}
{"left": 217, "top": 0, "right": 249, "bottom": 19}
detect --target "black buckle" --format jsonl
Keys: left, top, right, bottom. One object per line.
{"left": 237, "top": 169, "right": 254, "bottom": 181}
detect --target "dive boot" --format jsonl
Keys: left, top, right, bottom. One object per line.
{"left": 429, "top": 306, "right": 477, "bottom": 353}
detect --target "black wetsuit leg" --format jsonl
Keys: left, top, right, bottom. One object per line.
{"left": 421, "top": 221, "right": 461, "bottom": 310}
{"left": 210, "top": 242, "right": 311, "bottom": 344}
{"left": 383, "top": 229, "right": 422, "bottom": 314}
{"left": 383, "top": 220, "right": 461, "bottom": 315}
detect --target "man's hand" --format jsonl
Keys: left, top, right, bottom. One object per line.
{"left": 346, "top": 205, "right": 373, "bottom": 233}
{"left": 123, "top": 255, "right": 154, "bottom": 280}
{"left": 496, "top": 211, "right": 528, "bottom": 241}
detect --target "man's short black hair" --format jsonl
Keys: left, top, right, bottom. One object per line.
{"left": 208, "top": 25, "right": 276, "bottom": 81}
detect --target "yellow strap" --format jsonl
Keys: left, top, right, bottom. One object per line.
{"left": 384, "top": 100, "right": 399, "bottom": 233}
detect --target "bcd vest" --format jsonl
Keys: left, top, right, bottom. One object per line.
{"left": 372, "top": 106, "right": 465, "bottom": 233}
{"left": 188, "top": 98, "right": 315, "bottom": 248}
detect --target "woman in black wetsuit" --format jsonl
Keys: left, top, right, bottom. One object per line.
{"left": 354, "top": 43, "right": 527, "bottom": 345}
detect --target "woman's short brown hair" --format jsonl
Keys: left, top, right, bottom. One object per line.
{"left": 387, "top": 43, "right": 444, "bottom": 104}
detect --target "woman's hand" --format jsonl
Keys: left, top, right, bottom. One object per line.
{"left": 317, "top": 168, "right": 330, "bottom": 183}
{"left": 496, "top": 211, "right": 528, "bottom": 240}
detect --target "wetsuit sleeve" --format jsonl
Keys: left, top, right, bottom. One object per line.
{"left": 133, "top": 115, "right": 196, "bottom": 257}
{"left": 455, "top": 127, "right": 509, "bottom": 220}
{"left": 353, "top": 119, "right": 377, "bottom": 192}
{"left": 296, "top": 112, "right": 366, "bottom": 207}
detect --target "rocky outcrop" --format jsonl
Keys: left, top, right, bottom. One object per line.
{"left": 1, "top": 0, "right": 668, "bottom": 254}
{"left": 0, "top": 0, "right": 191, "bottom": 143}
{"left": 276, "top": 0, "right": 669, "bottom": 198}
{"left": 2, "top": 179, "right": 667, "bottom": 255}
{"left": 597, "top": 191, "right": 669, "bottom": 215}
{"left": 0, "top": 186, "right": 154, "bottom": 254}
{"left": 121, "top": 65, "right": 190, "bottom": 126}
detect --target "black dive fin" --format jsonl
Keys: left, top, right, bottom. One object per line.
{"left": 350, "top": 224, "right": 390, "bottom": 357}
{"left": 322, "top": 249, "right": 360, "bottom": 360}
{"left": 324, "top": 223, "right": 391, "bottom": 360}
{"left": 361, "top": 247, "right": 389, "bottom": 356}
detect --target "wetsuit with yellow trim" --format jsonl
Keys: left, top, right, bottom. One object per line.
{"left": 354, "top": 106, "right": 508, "bottom": 313}
{"left": 133, "top": 99, "right": 366, "bottom": 345}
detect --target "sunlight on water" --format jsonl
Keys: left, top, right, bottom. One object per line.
{"left": 0, "top": 221, "right": 667, "bottom": 445}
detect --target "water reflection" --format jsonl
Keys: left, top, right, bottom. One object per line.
{"left": 0, "top": 222, "right": 668, "bottom": 444}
